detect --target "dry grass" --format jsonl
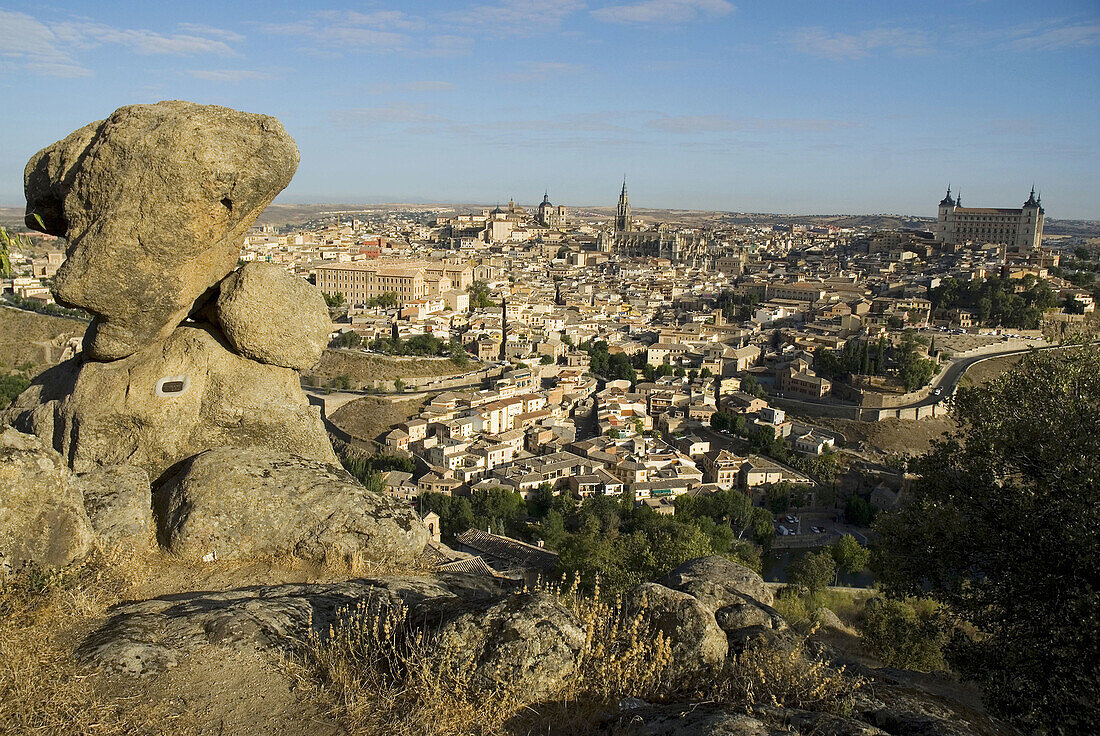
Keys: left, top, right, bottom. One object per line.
{"left": 0, "top": 545, "right": 202, "bottom": 735}
{"left": 773, "top": 588, "right": 873, "bottom": 630}
{"left": 305, "top": 350, "right": 470, "bottom": 387}
{"left": 0, "top": 305, "right": 86, "bottom": 375}
{"left": 0, "top": 540, "right": 424, "bottom": 736}
{"left": 719, "top": 631, "right": 862, "bottom": 713}
{"left": 1, "top": 543, "right": 860, "bottom": 736}
{"left": 286, "top": 576, "right": 863, "bottom": 736}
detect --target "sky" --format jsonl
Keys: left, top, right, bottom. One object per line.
{"left": 1, "top": 1, "right": 1098, "bottom": 219}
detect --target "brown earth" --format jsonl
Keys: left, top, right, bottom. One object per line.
{"left": 304, "top": 349, "right": 471, "bottom": 389}
{"left": 0, "top": 546, "right": 423, "bottom": 736}
{"left": 328, "top": 395, "right": 428, "bottom": 446}
{"left": 0, "top": 305, "right": 87, "bottom": 374}
{"left": 814, "top": 416, "right": 956, "bottom": 459}
{"left": 959, "top": 354, "right": 1024, "bottom": 387}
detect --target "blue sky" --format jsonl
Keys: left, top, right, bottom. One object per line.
{"left": 1, "top": 1, "right": 1098, "bottom": 218}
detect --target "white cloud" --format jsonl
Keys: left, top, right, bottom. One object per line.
{"left": 260, "top": 10, "right": 469, "bottom": 56}
{"left": 504, "top": 61, "right": 584, "bottom": 82}
{"left": 445, "top": 0, "right": 586, "bottom": 36}
{"left": 24, "top": 60, "right": 93, "bottom": 78}
{"left": 791, "top": 26, "right": 931, "bottom": 60}
{"left": 366, "top": 80, "right": 455, "bottom": 93}
{"left": 0, "top": 9, "right": 88, "bottom": 77}
{"left": 0, "top": 9, "right": 243, "bottom": 79}
{"left": 188, "top": 69, "right": 276, "bottom": 83}
{"left": 646, "top": 115, "right": 862, "bottom": 133}
{"left": 329, "top": 105, "right": 445, "bottom": 127}
{"left": 1007, "top": 21, "right": 1100, "bottom": 51}
{"left": 51, "top": 21, "right": 238, "bottom": 56}
{"left": 175, "top": 23, "right": 246, "bottom": 43}
{"left": 592, "top": 0, "right": 734, "bottom": 25}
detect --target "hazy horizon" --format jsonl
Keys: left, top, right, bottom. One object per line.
{"left": 2, "top": 1, "right": 1098, "bottom": 218}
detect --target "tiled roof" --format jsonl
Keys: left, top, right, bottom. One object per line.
{"left": 455, "top": 529, "right": 559, "bottom": 572}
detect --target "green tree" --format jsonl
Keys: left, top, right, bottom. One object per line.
{"left": 740, "top": 374, "right": 764, "bottom": 397}
{"left": 332, "top": 330, "right": 362, "bottom": 349}
{"left": 710, "top": 411, "right": 733, "bottom": 432}
{"left": 467, "top": 280, "right": 494, "bottom": 310}
{"left": 873, "top": 345, "right": 1100, "bottom": 734}
{"left": 844, "top": 495, "right": 875, "bottom": 526}
{"left": 393, "top": 378, "right": 406, "bottom": 392}
{"left": 0, "top": 372, "right": 31, "bottom": 407}
{"left": 367, "top": 292, "right": 399, "bottom": 308}
{"left": 786, "top": 550, "right": 836, "bottom": 597}
{"left": 858, "top": 597, "right": 949, "bottom": 671}
{"left": 322, "top": 291, "right": 345, "bottom": 308}
{"left": 606, "top": 352, "right": 636, "bottom": 382}
{"left": 830, "top": 534, "right": 869, "bottom": 584}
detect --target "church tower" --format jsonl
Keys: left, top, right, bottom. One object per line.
{"left": 616, "top": 178, "right": 633, "bottom": 232}
{"left": 499, "top": 297, "right": 508, "bottom": 362}
{"left": 538, "top": 191, "right": 552, "bottom": 227}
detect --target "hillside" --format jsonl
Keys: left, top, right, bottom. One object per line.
{"left": 0, "top": 305, "right": 86, "bottom": 375}
{"left": 303, "top": 349, "right": 472, "bottom": 389}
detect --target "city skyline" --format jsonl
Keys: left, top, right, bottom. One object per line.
{"left": 1, "top": 0, "right": 1099, "bottom": 218}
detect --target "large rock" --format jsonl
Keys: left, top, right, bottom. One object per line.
{"left": 430, "top": 591, "right": 585, "bottom": 704}
{"left": 627, "top": 582, "right": 727, "bottom": 675}
{"left": 24, "top": 100, "right": 299, "bottom": 360}
{"left": 4, "top": 324, "right": 335, "bottom": 478}
{"left": 211, "top": 263, "right": 331, "bottom": 370}
{"left": 660, "top": 556, "right": 775, "bottom": 608}
{"left": 78, "top": 464, "right": 152, "bottom": 547}
{"left": 77, "top": 574, "right": 503, "bottom": 676}
{"left": 0, "top": 427, "right": 94, "bottom": 575}
{"left": 154, "top": 447, "right": 428, "bottom": 564}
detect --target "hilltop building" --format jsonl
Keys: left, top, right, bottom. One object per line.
{"left": 604, "top": 179, "right": 710, "bottom": 264}
{"left": 934, "top": 187, "right": 1044, "bottom": 249}
{"left": 537, "top": 192, "right": 567, "bottom": 228}
{"left": 616, "top": 179, "right": 633, "bottom": 232}
{"left": 315, "top": 259, "right": 473, "bottom": 306}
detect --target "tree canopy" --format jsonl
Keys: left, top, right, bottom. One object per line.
{"left": 873, "top": 344, "right": 1100, "bottom": 733}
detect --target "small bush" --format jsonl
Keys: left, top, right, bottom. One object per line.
{"left": 857, "top": 596, "right": 949, "bottom": 671}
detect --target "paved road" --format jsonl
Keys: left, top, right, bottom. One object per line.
{"left": 773, "top": 341, "right": 1092, "bottom": 413}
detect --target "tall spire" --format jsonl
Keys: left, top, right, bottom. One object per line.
{"left": 1024, "top": 186, "right": 1040, "bottom": 208}
{"left": 956, "top": 190, "right": 962, "bottom": 207}
{"left": 616, "top": 177, "right": 632, "bottom": 232}
{"left": 939, "top": 186, "right": 955, "bottom": 207}
{"left": 499, "top": 297, "right": 508, "bottom": 362}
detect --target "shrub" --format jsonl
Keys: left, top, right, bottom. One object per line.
{"left": 857, "top": 597, "right": 949, "bottom": 672}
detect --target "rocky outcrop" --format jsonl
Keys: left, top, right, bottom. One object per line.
{"left": 2, "top": 101, "right": 430, "bottom": 571}
{"left": 627, "top": 582, "right": 727, "bottom": 673}
{"left": 78, "top": 464, "right": 152, "bottom": 547}
{"left": 658, "top": 556, "right": 788, "bottom": 653}
{"left": 211, "top": 263, "right": 332, "bottom": 371}
{"left": 77, "top": 574, "right": 503, "bottom": 676}
{"left": 24, "top": 101, "right": 299, "bottom": 361}
{"left": 0, "top": 427, "right": 94, "bottom": 575}
{"left": 6, "top": 324, "right": 336, "bottom": 479}
{"left": 430, "top": 591, "right": 586, "bottom": 704}
{"left": 154, "top": 447, "right": 428, "bottom": 564}
{"left": 660, "top": 555, "right": 775, "bottom": 608}
{"left": 72, "top": 560, "right": 1007, "bottom": 735}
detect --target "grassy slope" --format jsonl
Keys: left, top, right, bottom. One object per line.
{"left": 304, "top": 349, "right": 471, "bottom": 388}
{"left": 0, "top": 306, "right": 86, "bottom": 375}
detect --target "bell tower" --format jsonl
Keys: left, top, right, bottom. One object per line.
{"left": 616, "top": 178, "right": 632, "bottom": 232}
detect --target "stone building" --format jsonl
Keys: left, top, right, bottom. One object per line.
{"left": 934, "top": 187, "right": 1044, "bottom": 249}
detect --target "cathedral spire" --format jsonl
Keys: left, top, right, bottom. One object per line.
{"left": 616, "top": 177, "right": 632, "bottom": 232}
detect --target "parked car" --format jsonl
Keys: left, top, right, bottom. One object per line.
{"left": 777, "top": 525, "right": 790, "bottom": 536}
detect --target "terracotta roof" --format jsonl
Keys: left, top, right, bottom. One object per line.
{"left": 454, "top": 529, "right": 559, "bottom": 572}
